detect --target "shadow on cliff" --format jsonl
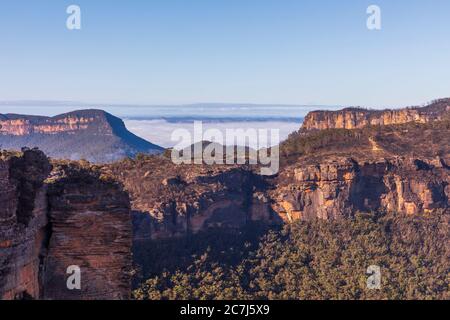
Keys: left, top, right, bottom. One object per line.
{"left": 349, "top": 174, "right": 389, "bottom": 213}
{"left": 132, "top": 222, "right": 276, "bottom": 288}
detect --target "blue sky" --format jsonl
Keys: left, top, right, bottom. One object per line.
{"left": 1, "top": 0, "right": 449, "bottom": 107}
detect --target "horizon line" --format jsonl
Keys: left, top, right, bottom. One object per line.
{"left": 0, "top": 100, "right": 340, "bottom": 108}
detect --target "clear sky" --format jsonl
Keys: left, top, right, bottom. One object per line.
{"left": 1, "top": 0, "right": 449, "bottom": 107}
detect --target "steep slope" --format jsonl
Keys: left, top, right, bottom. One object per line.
{"left": 0, "top": 149, "right": 133, "bottom": 300}
{"left": 102, "top": 107, "right": 450, "bottom": 245}
{"left": 0, "top": 149, "right": 51, "bottom": 300}
{"left": 271, "top": 157, "right": 449, "bottom": 221}
{"left": 105, "top": 156, "right": 273, "bottom": 240}
{"left": 275, "top": 102, "right": 450, "bottom": 221}
{"left": 0, "top": 109, "right": 163, "bottom": 163}
{"left": 44, "top": 162, "right": 132, "bottom": 300}
{"left": 120, "top": 102, "right": 449, "bottom": 299}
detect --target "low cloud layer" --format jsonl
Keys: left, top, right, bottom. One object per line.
{"left": 124, "top": 119, "right": 301, "bottom": 148}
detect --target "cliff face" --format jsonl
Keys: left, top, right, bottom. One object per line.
{"left": 2, "top": 101, "right": 448, "bottom": 300}
{"left": 302, "top": 99, "right": 450, "bottom": 131}
{"left": 106, "top": 112, "right": 450, "bottom": 241}
{"left": 271, "top": 100, "right": 450, "bottom": 222}
{"left": 0, "top": 150, "right": 51, "bottom": 300}
{"left": 115, "top": 153, "right": 448, "bottom": 237}
{"left": 0, "top": 150, "right": 133, "bottom": 300}
{"left": 271, "top": 157, "right": 449, "bottom": 222}
{"left": 106, "top": 157, "right": 275, "bottom": 241}
{"left": 0, "top": 111, "right": 115, "bottom": 136}
{"left": 0, "top": 110, "right": 163, "bottom": 163}
{"left": 43, "top": 164, "right": 132, "bottom": 300}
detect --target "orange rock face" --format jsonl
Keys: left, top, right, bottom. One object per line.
{"left": 301, "top": 99, "right": 450, "bottom": 131}
{"left": 271, "top": 157, "right": 449, "bottom": 221}
{"left": 0, "top": 116, "right": 104, "bottom": 136}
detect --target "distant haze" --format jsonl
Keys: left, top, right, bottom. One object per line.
{"left": 0, "top": 103, "right": 340, "bottom": 147}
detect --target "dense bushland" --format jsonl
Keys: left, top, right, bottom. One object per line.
{"left": 134, "top": 212, "right": 449, "bottom": 300}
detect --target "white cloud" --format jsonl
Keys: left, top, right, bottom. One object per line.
{"left": 124, "top": 119, "right": 301, "bottom": 148}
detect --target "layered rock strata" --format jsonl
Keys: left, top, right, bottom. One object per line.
{"left": 43, "top": 164, "right": 132, "bottom": 300}
{"left": 302, "top": 99, "right": 450, "bottom": 131}
{"left": 0, "top": 150, "right": 132, "bottom": 300}
{"left": 271, "top": 157, "right": 449, "bottom": 222}
{"left": 0, "top": 111, "right": 113, "bottom": 136}
{"left": 105, "top": 156, "right": 276, "bottom": 240}
{"left": 0, "top": 150, "right": 51, "bottom": 300}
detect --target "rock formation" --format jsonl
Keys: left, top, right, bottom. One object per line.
{"left": 272, "top": 99, "right": 450, "bottom": 222}
{"left": 43, "top": 163, "right": 132, "bottom": 300}
{"left": 0, "top": 149, "right": 51, "bottom": 300}
{"left": 302, "top": 99, "right": 450, "bottom": 131}
{"left": 0, "top": 150, "right": 132, "bottom": 300}
{"left": 270, "top": 157, "right": 449, "bottom": 222}
{"left": 105, "top": 99, "right": 450, "bottom": 240}
{"left": 0, "top": 110, "right": 163, "bottom": 163}
{"left": 1, "top": 99, "right": 449, "bottom": 300}
{"left": 106, "top": 157, "right": 275, "bottom": 240}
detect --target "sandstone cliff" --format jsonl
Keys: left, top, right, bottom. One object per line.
{"left": 0, "top": 110, "right": 163, "bottom": 163}
{"left": 275, "top": 112, "right": 450, "bottom": 222}
{"left": 0, "top": 149, "right": 51, "bottom": 299}
{"left": 0, "top": 150, "right": 132, "bottom": 300}
{"left": 0, "top": 110, "right": 135, "bottom": 136}
{"left": 106, "top": 157, "right": 275, "bottom": 241}
{"left": 2, "top": 101, "right": 449, "bottom": 300}
{"left": 301, "top": 99, "right": 450, "bottom": 131}
{"left": 103, "top": 113, "right": 450, "bottom": 242}
{"left": 43, "top": 163, "right": 132, "bottom": 300}
{"left": 271, "top": 157, "right": 449, "bottom": 222}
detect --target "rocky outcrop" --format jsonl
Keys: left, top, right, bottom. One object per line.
{"left": 108, "top": 113, "right": 450, "bottom": 239}
{"left": 0, "top": 150, "right": 52, "bottom": 300}
{"left": 43, "top": 164, "right": 132, "bottom": 300}
{"left": 131, "top": 166, "right": 275, "bottom": 240}
{"left": 2, "top": 100, "right": 448, "bottom": 300}
{"left": 274, "top": 100, "right": 450, "bottom": 222}
{"left": 0, "top": 111, "right": 112, "bottom": 136}
{"left": 271, "top": 157, "right": 449, "bottom": 222}
{"left": 107, "top": 157, "right": 275, "bottom": 241}
{"left": 0, "top": 150, "right": 133, "bottom": 300}
{"left": 302, "top": 99, "right": 450, "bottom": 131}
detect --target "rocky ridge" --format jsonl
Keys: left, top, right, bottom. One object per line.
{"left": 271, "top": 100, "right": 450, "bottom": 222}
{"left": 107, "top": 157, "right": 275, "bottom": 240}
{"left": 271, "top": 156, "right": 449, "bottom": 222}
{"left": 105, "top": 100, "right": 450, "bottom": 242}
{"left": 1, "top": 99, "right": 449, "bottom": 299}
{"left": 301, "top": 98, "right": 450, "bottom": 131}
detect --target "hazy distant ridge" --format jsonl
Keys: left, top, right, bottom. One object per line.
{"left": 0, "top": 109, "right": 163, "bottom": 163}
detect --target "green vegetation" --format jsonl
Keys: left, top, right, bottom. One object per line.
{"left": 134, "top": 212, "right": 449, "bottom": 300}
{"left": 280, "top": 129, "right": 369, "bottom": 165}
{"left": 132, "top": 223, "right": 272, "bottom": 287}
{"left": 280, "top": 119, "right": 450, "bottom": 167}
